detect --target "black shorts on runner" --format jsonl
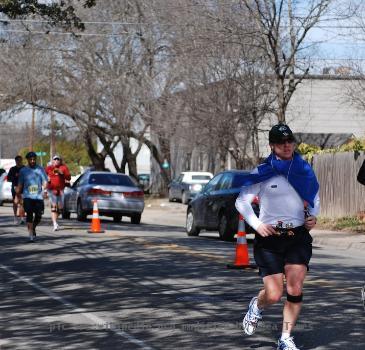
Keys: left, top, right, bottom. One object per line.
{"left": 23, "top": 198, "right": 44, "bottom": 223}
{"left": 253, "top": 225, "right": 313, "bottom": 278}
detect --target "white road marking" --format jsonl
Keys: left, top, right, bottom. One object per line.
{"left": 0, "top": 263, "right": 155, "bottom": 350}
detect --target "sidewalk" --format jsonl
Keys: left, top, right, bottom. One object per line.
{"left": 311, "top": 228, "right": 365, "bottom": 251}
{"left": 144, "top": 198, "right": 365, "bottom": 251}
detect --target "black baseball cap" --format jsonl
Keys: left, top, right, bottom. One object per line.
{"left": 269, "top": 124, "right": 296, "bottom": 143}
{"left": 25, "top": 151, "right": 37, "bottom": 159}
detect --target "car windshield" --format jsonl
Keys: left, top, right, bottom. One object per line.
{"left": 89, "top": 174, "right": 135, "bottom": 187}
{"left": 191, "top": 175, "right": 211, "bottom": 180}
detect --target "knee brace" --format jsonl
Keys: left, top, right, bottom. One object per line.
{"left": 287, "top": 293, "right": 303, "bottom": 303}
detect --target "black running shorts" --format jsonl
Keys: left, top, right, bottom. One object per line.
{"left": 253, "top": 226, "right": 313, "bottom": 278}
{"left": 23, "top": 198, "right": 44, "bottom": 223}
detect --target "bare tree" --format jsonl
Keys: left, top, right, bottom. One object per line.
{"left": 241, "top": 0, "right": 338, "bottom": 122}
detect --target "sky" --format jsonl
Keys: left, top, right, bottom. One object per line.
{"left": 299, "top": 0, "right": 365, "bottom": 72}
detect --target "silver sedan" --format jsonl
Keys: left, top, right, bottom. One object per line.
{"left": 63, "top": 171, "right": 144, "bottom": 223}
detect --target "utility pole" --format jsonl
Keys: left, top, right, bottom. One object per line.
{"left": 29, "top": 105, "right": 35, "bottom": 151}
{"left": 50, "top": 111, "right": 56, "bottom": 160}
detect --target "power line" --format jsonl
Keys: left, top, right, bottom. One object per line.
{"left": 0, "top": 29, "right": 130, "bottom": 37}
{"left": 1, "top": 18, "right": 365, "bottom": 30}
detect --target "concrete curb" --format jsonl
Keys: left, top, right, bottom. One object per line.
{"left": 311, "top": 229, "right": 365, "bottom": 251}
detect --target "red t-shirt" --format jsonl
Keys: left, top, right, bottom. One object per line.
{"left": 45, "top": 164, "right": 71, "bottom": 191}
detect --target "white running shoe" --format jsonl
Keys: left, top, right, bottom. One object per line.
{"left": 277, "top": 336, "right": 300, "bottom": 350}
{"left": 243, "top": 296, "right": 262, "bottom": 335}
{"left": 53, "top": 223, "right": 59, "bottom": 232}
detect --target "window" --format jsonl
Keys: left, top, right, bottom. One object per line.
{"left": 88, "top": 173, "right": 135, "bottom": 187}
{"left": 218, "top": 173, "right": 234, "bottom": 190}
{"left": 73, "top": 175, "right": 85, "bottom": 188}
{"left": 191, "top": 175, "right": 212, "bottom": 181}
{"left": 203, "top": 174, "right": 223, "bottom": 194}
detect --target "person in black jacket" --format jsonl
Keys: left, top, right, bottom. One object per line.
{"left": 7, "top": 155, "right": 25, "bottom": 224}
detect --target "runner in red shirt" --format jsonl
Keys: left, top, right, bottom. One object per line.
{"left": 45, "top": 155, "right": 71, "bottom": 231}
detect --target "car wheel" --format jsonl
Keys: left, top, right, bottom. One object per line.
{"left": 186, "top": 208, "right": 200, "bottom": 236}
{"left": 168, "top": 189, "right": 174, "bottom": 202}
{"left": 113, "top": 215, "right": 122, "bottom": 223}
{"left": 218, "top": 212, "right": 234, "bottom": 241}
{"left": 76, "top": 200, "right": 87, "bottom": 222}
{"left": 131, "top": 213, "right": 141, "bottom": 224}
{"left": 62, "top": 207, "right": 71, "bottom": 220}
{"left": 182, "top": 191, "right": 189, "bottom": 204}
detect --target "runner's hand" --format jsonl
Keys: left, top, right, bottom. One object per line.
{"left": 256, "top": 223, "right": 277, "bottom": 237}
{"left": 305, "top": 216, "right": 317, "bottom": 230}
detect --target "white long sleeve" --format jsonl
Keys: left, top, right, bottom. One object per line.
{"left": 235, "top": 183, "right": 262, "bottom": 231}
{"left": 235, "top": 175, "right": 321, "bottom": 230}
{"left": 308, "top": 192, "right": 320, "bottom": 217}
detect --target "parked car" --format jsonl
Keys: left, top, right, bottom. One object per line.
{"left": 186, "top": 170, "right": 259, "bottom": 241}
{"left": 168, "top": 171, "right": 213, "bottom": 204}
{"left": 0, "top": 173, "right": 13, "bottom": 206}
{"left": 63, "top": 171, "right": 144, "bottom": 223}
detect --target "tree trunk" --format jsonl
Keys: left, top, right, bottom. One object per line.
{"left": 276, "top": 76, "right": 286, "bottom": 123}
{"left": 126, "top": 151, "right": 138, "bottom": 181}
{"left": 83, "top": 130, "right": 106, "bottom": 170}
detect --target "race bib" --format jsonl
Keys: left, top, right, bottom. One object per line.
{"left": 28, "top": 185, "right": 39, "bottom": 194}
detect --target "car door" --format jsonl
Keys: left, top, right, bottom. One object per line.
{"left": 67, "top": 174, "right": 85, "bottom": 211}
{"left": 199, "top": 173, "right": 224, "bottom": 229}
{"left": 205, "top": 172, "right": 234, "bottom": 228}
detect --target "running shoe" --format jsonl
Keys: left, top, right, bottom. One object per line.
{"left": 277, "top": 336, "right": 300, "bottom": 350}
{"left": 243, "top": 296, "right": 262, "bottom": 335}
{"left": 53, "top": 223, "right": 59, "bottom": 232}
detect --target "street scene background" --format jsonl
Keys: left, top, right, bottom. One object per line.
{"left": 0, "top": 1, "right": 365, "bottom": 349}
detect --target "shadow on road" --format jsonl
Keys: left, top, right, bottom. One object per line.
{"left": 0, "top": 213, "right": 364, "bottom": 349}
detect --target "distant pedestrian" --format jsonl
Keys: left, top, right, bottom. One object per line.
{"left": 17, "top": 152, "right": 48, "bottom": 242}
{"left": 235, "top": 124, "right": 320, "bottom": 350}
{"left": 45, "top": 155, "right": 71, "bottom": 231}
{"left": 7, "top": 155, "right": 25, "bottom": 225}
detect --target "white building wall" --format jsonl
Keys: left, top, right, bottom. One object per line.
{"left": 286, "top": 78, "right": 365, "bottom": 137}
{"left": 258, "top": 77, "right": 365, "bottom": 157}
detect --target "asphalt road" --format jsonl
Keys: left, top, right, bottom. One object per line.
{"left": 0, "top": 202, "right": 364, "bottom": 350}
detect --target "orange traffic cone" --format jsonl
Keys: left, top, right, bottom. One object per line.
{"left": 87, "top": 200, "right": 105, "bottom": 233}
{"left": 227, "top": 214, "right": 256, "bottom": 269}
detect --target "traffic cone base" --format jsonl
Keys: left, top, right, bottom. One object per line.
{"left": 227, "top": 215, "right": 256, "bottom": 269}
{"left": 88, "top": 200, "right": 105, "bottom": 234}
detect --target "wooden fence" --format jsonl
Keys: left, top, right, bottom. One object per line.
{"left": 312, "top": 152, "right": 365, "bottom": 218}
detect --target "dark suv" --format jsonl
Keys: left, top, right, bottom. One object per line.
{"left": 186, "top": 170, "right": 259, "bottom": 241}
